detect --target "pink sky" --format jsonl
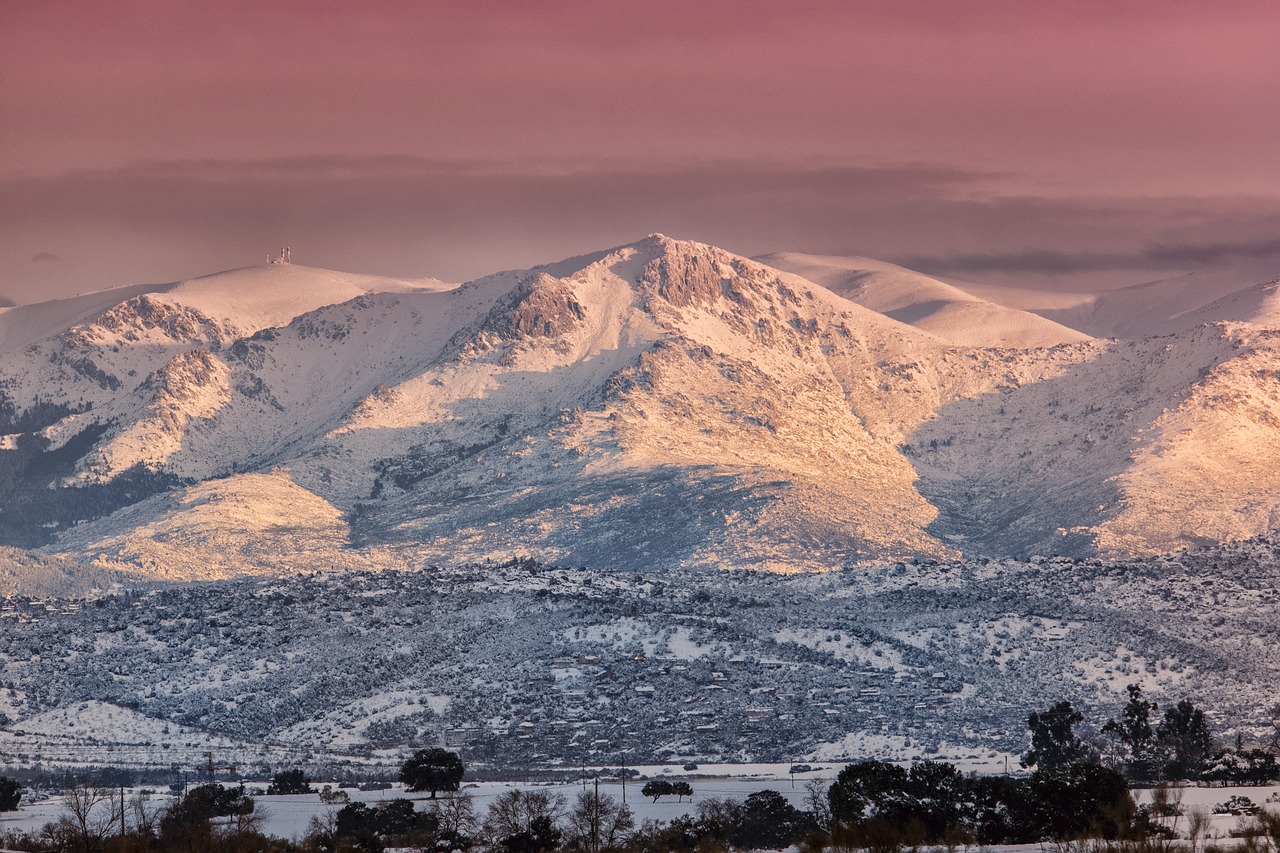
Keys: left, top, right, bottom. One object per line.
{"left": 3, "top": 0, "right": 1280, "bottom": 301}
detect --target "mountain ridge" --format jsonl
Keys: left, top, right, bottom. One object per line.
{"left": 0, "top": 235, "right": 1277, "bottom": 582}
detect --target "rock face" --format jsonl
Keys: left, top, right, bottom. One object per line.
{"left": 0, "top": 235, "right": 1278, "bottom": 581}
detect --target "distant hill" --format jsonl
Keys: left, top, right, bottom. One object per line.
{"left": 0, "top": 539, "right": 1277, "bottom": 770}
{"left": 947, "top": 259, "right": 1280, "bottom": 339}
{"left": 756, "top": 252, "right": 1090, "bottom": 348}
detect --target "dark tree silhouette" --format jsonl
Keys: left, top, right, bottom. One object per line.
{"left": 641, "top": 780, "right": 674, "bottom": 803}
{"left": 400, "top": 748, "right": 465, "bottom": 798}
{"left": 1158, "top": 699, "right": 1214, "bottom": 780}
{"left": 0, "top": 776, "right": 20, "bottom": 812}
{"left": 1103, "top": 684, "right": 1160, "bottom": 781}
{"left": 1023, "top": 701, "right": 1089, "bottom": 771}
{"left": 267, "top": 769, "right": 313, "bottom": 795}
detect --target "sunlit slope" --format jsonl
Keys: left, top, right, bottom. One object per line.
{"left": 0, "top": 238, "right": 1275, "bottom": 577}
{"left": 757, "top": 252, "right": 1090, "bottom": 347}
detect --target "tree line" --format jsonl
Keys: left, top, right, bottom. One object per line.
{"left": 1026, "top": 685, "right": 1279, "bottom": 786}
{"left": 2, "top": 688, "right": 1280, "bottom": 853}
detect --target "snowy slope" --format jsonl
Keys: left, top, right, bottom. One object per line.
{"left": 345, "top": 237, "right": 968, "bottom": 570}
{"left": 1, "top": 236, "right": 1279, "bottom": 575}
{"left": 1091, "top": 325, "right": 1280, "bottom": 554}
{"left": 64, "top": 281, "right": 507, "bottom": 486}
{"left": 904, "top": 325, "right": 1280, "bottom": 557}
{"left": 1173, "top": 279, "right": 1280, "bottom": 329}
{"left": 0, "top": 547, "right": 125, "bottom": 597}
{"left": 51, "top": 472, "right": 408, "bottom": 581}
{"left": 45, "top": 237, "right": 968, "bottom": 575}
{"left": 3, "top": 544, "right": 1280, "bottom": 771}
{"left": 164, "top": 264, "right": 454, "bottom": 334}
{"left": 955, "top": 260, "right": 1280, "bottom": 339}
{"left": 756, "top": 252, "right": 1090, "bottom": 348}
{"left": 0, "top": 263, "right": 452, "bottom": 423}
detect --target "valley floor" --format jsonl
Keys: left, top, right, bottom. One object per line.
{"left": 2, "top": 776, "right": 1277, "bottom": 849}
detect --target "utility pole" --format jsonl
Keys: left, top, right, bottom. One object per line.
{"left": 120, "top": 784, "right": 126, "bottom": 838}
{"left": 592, "top": 777, "right": 600, "bottom": 853}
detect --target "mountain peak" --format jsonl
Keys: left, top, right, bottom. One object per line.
{"left": 2, "top": 237, "right": 1280, "bottom": 578}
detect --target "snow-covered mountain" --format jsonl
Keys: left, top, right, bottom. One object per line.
{"left": 2, "top": 236, "right": 1280, "bottom": 581}
{"left": 755, "top": 252, "right": 1090, "bottom": 348}
{"left": 948, "top": 259, "right": 1280, "bottom": 340}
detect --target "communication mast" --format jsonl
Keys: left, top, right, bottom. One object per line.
{"left": 203, "top": 751, "right": 238, "bottom": 778}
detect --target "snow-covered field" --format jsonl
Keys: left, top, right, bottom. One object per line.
{"left": 0, "top": 776, "right": 818, "bottom": 840}
{"left": 5, "top": 777, "right": 1280, "bottom": 847}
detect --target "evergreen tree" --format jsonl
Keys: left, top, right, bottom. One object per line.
{"left": 1102, "top": 684, "right": 1160, "bottom": 781}
{"left": 401, "top": 748, "right": 465, "bottom": 798}
{"left": 1029, "top": 762, "right": 1132, "bottom": 840}
{"left": 0, "top": 777, "right": 20, "bottom": 812}
{"left": 729, "top": 790, "right": 816, "bottom": 850}
{"left": 267, "top": 768, "right": 313, "bottom": 794}
{"left": 641, "top": 780, "right": 674, "bottom": 803}
{"left": 1158, "top": 699, "right": 1214, "bottom": 780}
{"left": 1023, "top": 701, "right": 1089, "bottom": 772}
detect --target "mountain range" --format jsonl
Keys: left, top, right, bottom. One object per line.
{"left": 2, "top": 235, "right": 1279, "bottom": 586}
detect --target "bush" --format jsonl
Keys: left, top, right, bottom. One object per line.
{"left": 267, "top": 769, "right": 313, "bottom": 795}
{"left": 1215, "top": 796, "right": 1260, "bottom": 816}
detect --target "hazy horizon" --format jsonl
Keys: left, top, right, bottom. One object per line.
{"left": 4, "top": 0, "right": 1280, "bottom": 303}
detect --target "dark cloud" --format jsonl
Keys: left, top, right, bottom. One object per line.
{"left": 900, "top": 235, "right": 1280, "bottom": 276}
{"left": 31, "top": 251, "right": 61, "bottom": 263}
{"left": 1145, "top": 236, "right": 1280, "bottom": 266}
{"left": 0, "top": 156, "right": 1005, "bottom": 296}
{"left": 2, "top": 156, "right": 1280, "bottom": 301}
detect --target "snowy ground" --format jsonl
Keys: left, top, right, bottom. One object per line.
{"left": 3, "top": 775, "right": 1280, "bottom": 847}
{"left": 0, "top": 777, "right": 818, "bottom": 840}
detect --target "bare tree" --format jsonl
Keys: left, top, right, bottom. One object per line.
{"left": 1267, "top": 702, "right": 1280, "bottom": 754}
{"left": 304, "top": 810, "right": 338, "bottom": 848}
{"left": 61, "top": 781, "right": 123, "bottom": 853}
{"left": 1145, "top": 784, "right": 1183, "bottom": 853}
{"left": 566, "top": 789, "right": 634, "bottom": 853}
{"left": 1186, "top": 806, "right": 1211, "bottom": 853}
{"left": 432, "top": 790, "right": 479, "bottom": 837}
{"left": 129, "top": 790, "right": 163, "bottom": 852}
{"left": 805, "top": 778, "right": 832, "bottom": 832}
{"left": 224, "top": 803, "right": 268, "bottom": 837}
{"left": 482, "top": 789, "right": 566, "bottom": 850}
